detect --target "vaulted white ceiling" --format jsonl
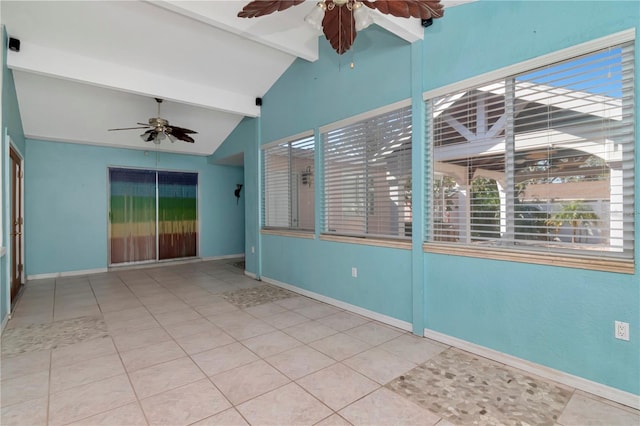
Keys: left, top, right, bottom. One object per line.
{"left": 1, "top": 0, "right": 471, "bottom": 156}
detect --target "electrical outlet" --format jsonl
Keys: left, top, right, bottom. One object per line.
{"left": 251, "top": 246, "right": 255, "bottom": 254}
{"left": 351, "top": 267, "right": 357, "bottom": 278}
{"left": 615, "top": 321, "right": 629, "bottom": 341}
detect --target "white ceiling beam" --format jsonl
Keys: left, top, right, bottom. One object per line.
{"left": 7, "top": 42, "right": 261, "bottom": 117}
{"left": 372, "top": 0, "right": 478, "bottom": 43}
{"left": 149, "top": 0, "right": 320, "bottom": 62}
{"left": 373, "top": 13, "right": 425, "bottom": 43}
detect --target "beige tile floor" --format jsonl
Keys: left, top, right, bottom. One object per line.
{"left": 1, "top": 259, "right": 638, "bottom": 425}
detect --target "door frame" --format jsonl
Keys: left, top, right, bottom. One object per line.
{"left": 9, "top": 144, "right": 25, "bottom": 308}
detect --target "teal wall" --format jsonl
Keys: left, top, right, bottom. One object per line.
{"left": 1, "top": 26, "right": 26, "bottom": 326}
{"left": 423, "top": 1, "right": 640, "bottom": 92}
{"left": 262, "top": 25, "right": 412, "bottom": 143}
{"left": 262, "top": 236, "right": 413, "bottom": 322}
{"left": 257, "top": 27, "right": 417, "bottom": 323}
{"left": 209, "top": 116, "right": 254, "bottom": 163}
{"left": 218, "top": 0, "right": 639, "bottom": 396}
{"left": 210, "top": 116, "right": 258, "bottom": 275}
{"left": 25, "top": 139, "right": 245, "bottom": 275}
{"left": 422, "top": 0, "right": 640, "bottom": 396}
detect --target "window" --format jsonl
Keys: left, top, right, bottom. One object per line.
{"left": 262, "top": 133, "right": 315, "bottom": 231}
{"left": 323, "top": 104, "right": 413, "bottom": 239}
{"left": 426, "top": 40, "right": 635, "bottom": 261}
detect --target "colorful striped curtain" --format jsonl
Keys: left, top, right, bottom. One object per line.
{"left": 158, "top": 171, "right": 198, "bottom": 260}
{"left": 109, "top": 168, "right": 198, "bottom": 265}
{"left": 109, "top": 168, "right": 157, "bottom": 264}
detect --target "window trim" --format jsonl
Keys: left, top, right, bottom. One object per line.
{"left": 423, "top": 30, "right": 636, "bottom": 273}
{"left": 319, "top": 99, "right": 412, "bottom": 134}
{"left": 322, "top": 233, "right": 412, "bottom": 250}
{"left": 261, "top": 228, "right": 315, "bottom": 239}
{"left": 262, "top": 130, "right": 315, "bottom": 150}
{"left": 423, "top": 243, "right": 634, "bottom": 274}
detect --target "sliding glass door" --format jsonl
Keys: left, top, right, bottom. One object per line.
{"left": 109, "top": 168, "right": 198, "bottom": 265}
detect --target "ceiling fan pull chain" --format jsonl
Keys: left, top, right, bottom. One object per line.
{"left": 350, "top": 5, "right": 355, "bottom": 69}
{"left": 339, "top": 5, "right": 343, "bottom": 68}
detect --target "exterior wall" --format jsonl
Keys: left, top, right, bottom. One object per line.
{"left": 25, "top": 139, "right": 245, "bottom": 275}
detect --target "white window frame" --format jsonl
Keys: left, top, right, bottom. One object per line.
{"left": 261, "top": 131, "right": 315, "bottom": 234}
{"left": 423, "top": 30, "right": 636, "bottom": 273}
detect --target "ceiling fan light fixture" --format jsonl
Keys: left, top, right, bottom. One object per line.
{"left": 238, "top": 0, "right": 444, "bottom": 55}
{"left": 304, "top": 2, "right": 326, "bottom": 31}
{"left": 113, "top": 98, "right": 197, "bottom": 144}
{"left": 353, "top": 2, "right": 373, "bottom": 31}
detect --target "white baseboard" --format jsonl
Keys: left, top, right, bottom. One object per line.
{"left": 244, "top": 271, "right": 257, "bottom": 279}
{"left": 424, "top": 329, "right": 640, "bottom": 410}
{"left": 261, "top": 276, "right": 412, "bottom": 332}
{"left": 26, "top": 255, "right": 246, "bottom": 280}
{"left": 201, "top": 254, "right": 245, "bottom": 261}
{"left": 27, "top": 267, "right": 108, "bottom": 280}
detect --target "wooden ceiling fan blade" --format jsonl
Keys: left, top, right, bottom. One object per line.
{"left": 362, "top": 0, "right": 444, "bottom": 19}
{"left": 169, "top": 130, "right": 195, "bottom": 143}
{"left": 108, "top": 126, "right": 150, "bottom": 131}
{"left": 238, "top": 0, "right": 305, "bottom": 18}
{"left": 167, "top": 125, "right": 197, "bottom": 134}
{"left": 322, "top": 6, "right": 356, "bottom": 55}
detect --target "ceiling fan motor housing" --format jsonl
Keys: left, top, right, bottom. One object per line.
{"left": 108, "top": 98, "right": 197, "bottom": 143}
{"left": 150, "top": 117, "right": 169, "bottom": 130}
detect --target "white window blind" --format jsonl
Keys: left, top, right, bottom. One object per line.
{"left": 426, "top": 41, "right": 635, "bottom": 259}
{"left": 323, "top": 105, "right": 413, "bottom": 238}
{"left": 262, "top": 134, "right": 315, "bottom": 230}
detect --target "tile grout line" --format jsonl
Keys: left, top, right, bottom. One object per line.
{"left": 46, "top": 348, "right": 52, "bottom": 425}
{"left": 9, "top": 259, "right": 638, "bottom": 425}
{"left": 91, "top": 274, "right": 152, "bottom": 426}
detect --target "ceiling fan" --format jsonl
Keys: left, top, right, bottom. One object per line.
{"left": 108, "top": 98, "right": 197, "bottom": 144}
{"left": 238, "top": 0, "right": 444, "bottom": 55}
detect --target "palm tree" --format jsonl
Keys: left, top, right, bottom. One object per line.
{"left": 547, "top": 201, "right": 599, "bottom": 243}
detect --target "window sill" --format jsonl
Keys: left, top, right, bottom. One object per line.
{"left": 261, "top": 229, "right": 315, "bottom": 239}
{"left": 423, "top": 243, "right": 634, "bottom": 274}
{"left": 320, "top": 234, "right": 412, "bottom": 250}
